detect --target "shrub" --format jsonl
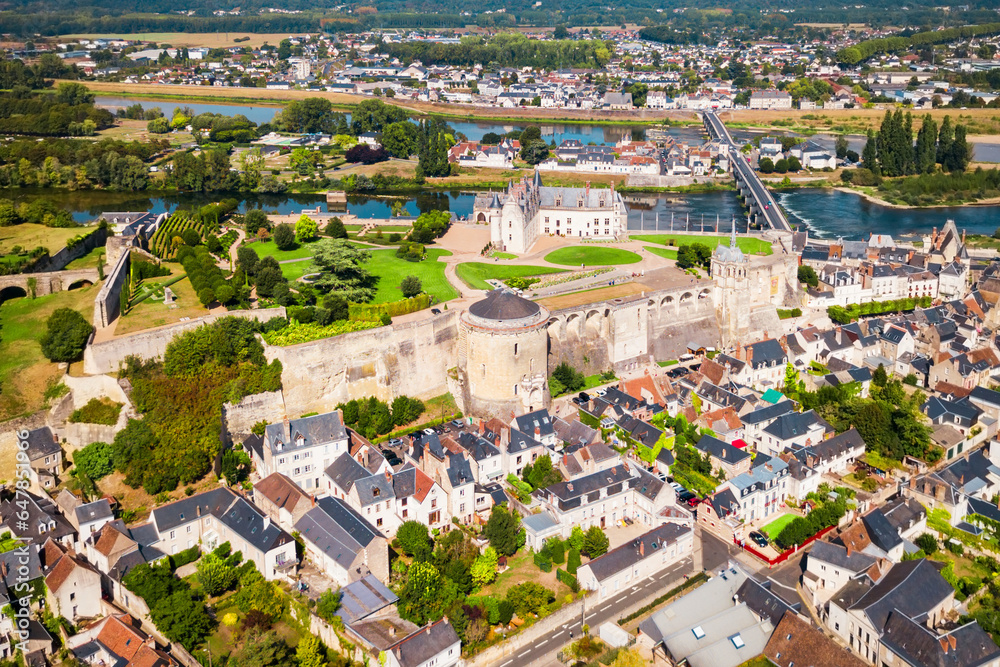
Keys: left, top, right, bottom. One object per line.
{"left": 400, "top": 275, "right": 422, "bottom": 298}
{"left": 69, "top": 398, "right": 123, "bottom": 426}
{"left": 40, "top": 308, "right": 93, "bottom": 362}
{"left": 273, "top": 223, "right": 296, "bottom": 250}
{"left": 556, "top": 568, "right": 579, "bottom": 591}
{"left": 567, "top": 549, "right": 581, "bottom": 575}
{"left": 73, "top": 441, "right": 114, "bottom": 479}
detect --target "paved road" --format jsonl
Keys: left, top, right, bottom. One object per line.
{"left": 493, "top": 558, "right": 694, "bottom": 667}
{"left": 702, "top": 111, "right": 792, "bottom": 232}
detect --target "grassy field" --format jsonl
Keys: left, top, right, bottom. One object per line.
{"left": 63, "top": 32, "right": 296, "bottom": 48}
{"left": 634, "top": 233, "right": 773, "bottom": 255}
{"left": 243, "top": 238, "right": 323, "bottom": 262}
{"left": 454, "top": 262, "right": 566, "bottom": 290}
{"left": 535, "top": 282, "right": 646, "bottom": 309}
{"left": 365, "top": 248, "right": 458, "bottom": 304}
{"left": 543, "top": 246, "right": 642, "bottom": 266}
{"left": 0, "top": 224, "right": 93, "bottom": 256}
{"left": 116, "top": 268, "right": 207, "bottom": 335}
{"left": 63, "top": 246, "right": 106, "bottom": 270}
{"left": 720, "top": 108, "right": 1000, "bottom": 137}
{"left": 644, "top": 245, "right": 678, "bottom": 260}
{"left": 761, "top": 513, "right": 799, "bottom": 539}
{"left": 279, "top": 258, "right": 316, "bottom": 282}
{"left": 0, "top": 285, "right": 96, "bottom": 421}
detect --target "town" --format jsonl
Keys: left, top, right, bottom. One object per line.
{"left": 5, "top": 8, "right": 1000, "bottom": 667}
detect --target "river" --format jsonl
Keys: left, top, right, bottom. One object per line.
{"left": 8, "top": 187, "right": 1000, "bottom": 240}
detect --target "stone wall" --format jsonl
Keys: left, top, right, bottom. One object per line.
{"left": 94, "top": 248, "right": 131, "bottom": 329}
{"left": 222, "top": 390, "right": 286, "bottom": 441}
{"left": 33, "top": 226, "right": 108, "bottom": 273}
{"left": 83, "top": 308, "right": 287, "bottom": 375}
{"left": 466, "top": 596, "right": 586, "bottom": 667}
{"left": 265, "top": 311, "right": 460, "bottom": 416}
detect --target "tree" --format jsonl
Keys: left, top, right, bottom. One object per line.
{"left": 835, "top": 135, "right": 850, "bottom": 159}
{"left": 915, "top": 532, "right": 939, "bottom": 555}
{"left": 567, "top": 548, "right": 582, "bottom": 575}
{"left": 310, "top": 239, "right": 376, "bottom": 302}
{"left": 398, "top": 561, "right": 455, "bottom": 625}
{"left": 873, "top": 363, "right": 888, "bottom": 388}
{"left": 325, "top": 217, "right": 347, "bottom": 239}
{"left": 937, "top": 115, "right": 954, "bottom": 167}
{"left": 74, "top": 441, "right": 113, "bottom": 480}
{"left": 946, "top": 125, "right": 971, "bottom": 173}
{"left": 552, "top": 362, "right": 585, "bottom": 393}
{"left": 520, "top": 140, "right": 550, "bottom": 165}
{"left": 759, "top": 157, "right": 774, "bottom": 174}
{"left": 345, "top": 144, "right": 389, "bottom": 164}
{"left": 787, "top": 156, "right": 802, "bottom": 172}
{"left": 525, "top": 455, "right": 561, "bottom": 490}
{"left": 244, "top": 209, "right": 270, "bottom": 236}
{"left": 410, "top": 210, "right": 451, "bottom": 244}
{"left": 610, "top": 649, "right": 646, "bottom": 667}
{"left": 569, "top": 526, "right": 585, "bottom": 552}
{"left": 862, "top": 128, "right": 879, "bottom": 175}
{"left": 273, "top": 223, "right": 296, "bottom": 250}
{"left": 147, "top": 117, "right": 170, "bottom": 133}
{"left": 471, "top": 546, "right": 499, "bottom": 587}
{"left": 484, "top": 505, "right": 521, "bottom": 556}
{"left": 295, "top": 215, "right": 319, "bottom": 243}
{"left": 381, "top": 121, "right": 420, "bottom": 158}
{"left": 797, "top": 265, "right": 818, "bottom": 287}
{"left": 316, "top": 590, "right": 341, "bottom": 622}
{"left": 151, "top": 590, "right": 213, "bottom": 650}
{"left": 234, "top": 569, "right": 285, "bottom": 620}
{"left": 40, "top": 308, "right": 93, "bottom": 362}
{"left": 400, "top": 275, "right": 422, "bottom": 298}
{"left": 197, "top": 287, "right": 215, "bottom": 307}
{"left": 506, "top": 582, "right": 553, "bottom": 616}
{"left": 397, "top": 521, "right": 432, "bottom": 561}
{"left": 221, "top": 448, "right": 250, "bottom": 484}
{"left": 296, "top": 635, "right": 325, "bottom": 667}
{"left": 195, "top": 552, "right": 236, "bottom": 596}
{"left": 231, "top": 630, "right": 294, "bottom": 667}
{"left": 583, "top": 526, "right": 609, "bottom": 558}
{"left": 915, "top": 114, "right": 937, "bottom": 174}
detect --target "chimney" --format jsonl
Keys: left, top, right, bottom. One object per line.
{"left": 962, "top": 229, "right": 966, "bottom": 245}
{"left": 425, "top": 626, "right": 432, "bottom": 635}
{"left": 846, "top": 544, "right": 852, "bottom": 557}
{"left": 949, "top": 634, "right": 957, "bottom": 650}
{"left": 262, "top": 516, "right": 271, "bottom": 531}
{"left": 940, "top": 638, "right": 950, "bottom": 654}
{"left": 389, "top": 627, "right": 396, "bottom": 637}
{"left": 563, "top": 453, "right": 568, "bottom": 466}
{"left": 479, "top": 420, "right": 485, "bottom": 435}
{"left": 534, "top": 427, "right": 541, "bottom": 440}
{"left": 283, "top": 415, "right": 290, "bottom": 442}
{"left": 639, "top": 541, "right": 645, "bottom": 557}
{"left": 935, "top": 484, "right": 946, "bottom": 501}
{"left": 385, "top": 469, "right": 392, "bottom": 481}
{"left": 196, "top": 505, "right": 201, "bottom": 518}
{"left": 909, "top": 477, "right": 916, "bottom": 489}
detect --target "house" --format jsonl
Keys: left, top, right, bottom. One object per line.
{"left": 83, "top": 520, "right": 167, "bottom": 617}
{"left": 803, "top": 540, "right": 880, "bottom": 605}
{"left": 577, "top": 523, "right": 693, "bottom": 600}
{"left": 253, "top": 473, "right": 314, "bottom": 532}
{"left": 692, "top": 435, "right": 749, "bottom": 480}
{"left": 391, "top": 464, "right": 449, "bottom": 532}
{"left": 922, "top": 395, "right": 982, "bottom": 436}
{"left": 68, "top": 613, "right": 174, "bottom": 667}
{"left": 513, "top": 409, "right": 559, "bottom": 447}
{"left": 904, "top": 444, "right": 1000, "bottom": 524}
{"left": 879, "top": 611, "right": 1000, "bottom": 667}
{"left": 44, "top": 540, "right": 102, "bottom": 623}
{"left": 765, "top": 613, "right": 867, "bottom": 667}
{"left": 71, "top": 499, "right": 115, "bottom": 546}
{"left": 254, "top": 412, "right": 351, "bottom": 492}
{"left": 22, "top": 427, "right": 63, "bottom": 491}
{"left": 0, "top": 490, "right": 75, "bottom": 548}
{"left": 756, "top": 410, "right": 830, "bottom": 457}
{"left": 521, "top": 511, "right": 563, "bottom": 551}
{"left": 638, "top": 567, "right": 775, "bottom": 667}
{"left": 148, "top": 487, "right": 297, "bottom": 580}
{"left": 826, "top": 559, "right": 960, "bottom": 665}
{"left": 294, "top": 496, "right": 389, "bottom": 586}
{"left": 749, "top": 90, "right": 792, "bottom": 110}
{"left": 382, "top": 618, "right": 461, "bottom": 667}
{"left": 740, "top": 339, "right": 789, "bottom": 389}
{"left": 603, "top": 92, "right": 633, "bottom": 109}
{"left": 705, "top": 455, "right": 790, "bottom": 528}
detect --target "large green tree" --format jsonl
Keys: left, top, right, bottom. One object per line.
{"left": 40, "top": 308, "right": 92, "bottom": 362}
{"left": 484, "top": 505, "right": 522, "bottom": 556}
{"left": 308, "top": 239, "right": 376, "bottom": 302}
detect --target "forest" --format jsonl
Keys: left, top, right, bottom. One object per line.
{"left": 384, "top": 34, "right": 612, "bottom": 69}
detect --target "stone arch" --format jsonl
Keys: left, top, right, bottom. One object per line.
{"left": 68, "top": 279, "right": 93, "bottom": 290}
{"left": 547, "top": 317, "right": 564, "bottom": 341}
{"left": 698, "top": 288, "right": 711, "bottom": 301}
{"left": 585, "top": 310, "right": 603, "bottom": 335}
{"left": 0, "top": 285, "right": 27, "bottom": 305}
{"left": 679, "top": 292, "right": 694, "bottom": 306}
{"left": 476, "top": 212, "right": 486, "bottom": 222}
{"left": 566, "top": 313, "right": 583, "bottom": 338}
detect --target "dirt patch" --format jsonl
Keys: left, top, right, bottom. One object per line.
{"left": 437, "top": 224, "right": 491, "bottom": 254}
{"left": 536, "top": 282, "right": 648, "bottom": 310}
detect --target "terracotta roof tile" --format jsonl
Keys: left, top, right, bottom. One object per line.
{"left": 96, "top": 615, "right": 149, "bottom": 663}
{"left": 765, "top": 613, "right": 867, "bottom": 667}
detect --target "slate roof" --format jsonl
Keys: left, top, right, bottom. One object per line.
{"left": 325, "top": 452, "right": 371, "bottom": 493}
{"left": 747, "top": 339, "right": 786, "bottom": 369}
{"left": 264, "top": 411, "right": 348, "bottom": 455}
{"left": 809, "top": 540, "right": 877, "bottom": 574}
{"left": 354, "top": 473, "right": 395, "bottom": 508}
{"left": 23, "top": 427, "right": 60, "bottom": 461}
{"left": 861, "top": 509, "right": 903, "bottom": 553}
{"left": 763, "top": 410, "right": 823, "bottom": 441}
{"left": 386, "top": 619, "right": 460, "bottom": 667}
{"left": 734, "top": 576, "right": 797, "bottom": 625}
{"left": 294, "top": 496, "right": 381, "bottom": 567}
{"left": 75, "top": 499, "right": 113, "bottom": 526}
{"left": 695, "top": 435, "right": 751, "bottom": 466}
{"left": 468, "top": 289, "right": 540, "bottom": 321}
{"left": 336, "top": 574, "right": 399, "bottom": 625}
{"left": 741, "top": 401, "right": 795, "bottom": 425}
{"left": 582, "top": 523, "right": 690, "bottom": 583}
{"left": 849, "top": 559, "right": 953, "bottom": 632}
{"left": 881, "top": 612, "right": 1000, "bottom": 667}
{"left": 513, "top": 409, "right": 555, "bottom": 439}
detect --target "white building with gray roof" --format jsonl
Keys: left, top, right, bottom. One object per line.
{"left": 256, "top": 411, "right": 350, "bottom": 492}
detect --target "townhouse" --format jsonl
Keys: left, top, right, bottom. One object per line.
{"left": 577, "top": 522, "right": 693, "bottom": 600}
{"left": 252, "top": 412, "right": 351, "bottom": 492}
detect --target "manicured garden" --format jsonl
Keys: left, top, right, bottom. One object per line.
{"left": 643, "top": 245, "right": 678, "bottom": 260}
{"left": 365, "top": 248, "right": 458, "bottom": 303}
{"left": 243, "top": 237, "right": 323, "bottom": 262}
{"left": 543, "top": 246, "right": 642, "bottom": 266}
{"left": 455, "top": 262, "right": 566, "bottom": 290}
{"left": 634, "top": 233, "right": 773, "bottom": 255}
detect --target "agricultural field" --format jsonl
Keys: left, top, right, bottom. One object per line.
{"left": 543, "top": 246, "right": 642, "bottom": 266}
{"left": 365, "top": 248, "right": 458, "bottom": 303}
{"left": 455, "top": 262, "right": 566, "bottom": 290}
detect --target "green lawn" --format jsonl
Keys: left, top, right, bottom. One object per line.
{"left": 63, "top": 246, "right": 106, "bottom": 270}
{"left": 455, "top": 262, "right": 566, "bottom": 290}
{"left": 365, "top": 248, "right": 458, "bottom": 304}
{"left": 644, "top": 245, "right": 678, "bottom": 260}
{"left": 243, "top": 238, "right": 323, "bottom": 262}
{"left": 543, "top": 246, "right": 642, "bottom": 266}
{"left": 761, "top": 513, "right": 799, "bottom": 539}
{"left": 490, "top": 251, "right": 517, "bottom": 259}
{"left": 279, "top": 258, "right": 317, "bottom": 282}
{"left": 633, "top": 233, "right": 773, "bottom": 255}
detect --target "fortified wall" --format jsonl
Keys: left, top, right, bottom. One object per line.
{"left": 264, "top": 311, "right": 461, "bottom": 415}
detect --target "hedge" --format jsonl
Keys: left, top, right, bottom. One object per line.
{"left": 617, "top": 572, "right": 708, "bottom": 625}
{"left": 556, "top": 568, "right": 578, "bottom": 590}
{"left": 579, "top": 409, "right": 601, "bottom": 429}
{"left": 534, "top": 551, "right": 552, "bottom": 572}
{"left": 828, "top": 296, "right": 932, "bottom": 324}
{"left": 349, "top": 294, "right": 432, "bottom": 321}
{"left": 170, "top": 545, "right": 200, "bottom": 569}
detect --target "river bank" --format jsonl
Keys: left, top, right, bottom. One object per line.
{"left": 832, "top": 185, "right": 1000, "bottom": 210}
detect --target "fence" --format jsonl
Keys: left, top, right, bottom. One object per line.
{"left": 737, "top": 525, "right": 837, "bottom": 567}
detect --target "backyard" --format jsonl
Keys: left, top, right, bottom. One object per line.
{"left": 455, "top": 262, "right": 566, "bottom": 290}
{"left": 760, "top": 513, "right": 799, "bottom": 540}
{"left": 544, "top": 246, "right": 642, "bottom": 266}
{"left": 633, "top": 233, "right": 773, "bottom": 255}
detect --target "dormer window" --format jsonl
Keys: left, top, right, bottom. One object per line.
{"left": 373, "top": 488, "right": 380, "bottom": 497}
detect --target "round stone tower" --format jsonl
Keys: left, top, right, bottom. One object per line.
{"left": 457, "top": 289, "right": 551, "bottom": 419}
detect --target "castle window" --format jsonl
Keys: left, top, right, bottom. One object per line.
{"left": 514, "top": 343, "right": 518, "bottom": 356}
{"left": 482, "top": 364, "right": 487, "bottom": 378}
{"left": 514, "top": 384, "right": 518, "bottom": 395}
{"left": 545, "top": 217, "right": 549, "bottom": 223}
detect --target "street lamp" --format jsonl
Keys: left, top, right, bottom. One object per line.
{"left": 202, "top": 648, "right": 212, "bottom": 667}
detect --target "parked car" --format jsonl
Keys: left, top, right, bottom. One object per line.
{"left": 578, "top": 392, "right": 591, "bottom": 403}
{"left": 431, "top": 308, "right": 441, "bottom": 315}
{"left": 451, "top": 419, "right": 465, "bottom": 429}
{"left": 685, "top": 495, "right": 701, "bottom": 508}
{"left": 388, "top": 438, "right": 404, "bottom": 448}
{"left": 678, "top": 490, "right": 696, "bottom": 503}
{"left": 670, "top": 482, "right": 685, "bottom": 493}
{"left": 422, "top": 428, "right": 435, "bottom": 436}
{"left": 595, "top": 388, "right": 607, "bottom": 397}
{"left": 749, "top": 531, "right": 768, "bottom": 548}
{"left": 386, "top": 454, "right": 403, "bottom": 466}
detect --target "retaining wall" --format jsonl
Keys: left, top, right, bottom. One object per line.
{"left": 34, "top": 226, "right": 108, "bottom": 273}
{"left": 94, "top": 248, "right": 131, "bottom": 329}
{"left": 84, "top": 308, "right": 288, "bottom": 375}
{"left": 222, "top": 390, "right": 286, "bottom": 439}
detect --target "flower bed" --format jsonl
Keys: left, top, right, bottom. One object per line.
{"left": 261, "top": 319, "right": 381, "bottom": 346}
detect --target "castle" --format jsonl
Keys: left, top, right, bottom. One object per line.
{"left": 473, "top": 170, "right": 628, "bottom": 254}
